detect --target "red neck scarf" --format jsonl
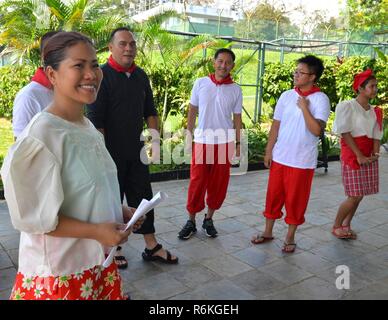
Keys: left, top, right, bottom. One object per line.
{"left": 374, "top": 106, "right": 383, "bottom": 131}
{"left": 108, "top": 55, "right": 136, "bottom": 74}
{"left": 209, "top": 73, "right": 234, "bottom": 86}
{"left": 295, "top": 85, "right": 320, "bottom": 97}
{"left": 31, "top": 67, "right": 52, "bottom": 89}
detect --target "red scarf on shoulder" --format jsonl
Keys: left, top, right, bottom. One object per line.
{"left": 209, "top": 73, "right": 234, "bottom": 86}
{"left": 294, "top": 85, "right": 320, "bottom": 97}
{"left": 374, "top": 106, "right": 383, "bottom": 131}
{"left": 108, "top": 55, "right": 136, "bottom": 74}
{"left": 31, "top": 67, "right": 52, "bottom": 89}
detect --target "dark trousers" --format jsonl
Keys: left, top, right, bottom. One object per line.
{"left": 115, "top": 157, "right": 155, "bottom": 235}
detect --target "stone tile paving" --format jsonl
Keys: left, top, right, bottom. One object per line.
{"left": 1, "top": 155, "right": 388, "bottom": 299}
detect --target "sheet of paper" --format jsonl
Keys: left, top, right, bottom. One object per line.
{"left": 102, "top": 191, "right": 168, "bottom": 267}
{"left": 124, "top": 199, "right": 149, "bottom": 231}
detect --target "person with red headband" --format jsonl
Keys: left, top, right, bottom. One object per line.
{"left": 178, "top": 48, "right": 242, "bottom": 240}
{"left": 86, "top": 27, "right": 178, "bottom": 266}
{"left": 12, "top": 31, "right": 59, "bottom": 139}
{"left": 332, "top": 69, "right": 383, "bottom": 239}
{"left": 251, "top": 55, "right": 331, "bottom": 253}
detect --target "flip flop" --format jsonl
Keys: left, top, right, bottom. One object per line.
{"left": 342, "top": 226, "right": 357, "bottom": 240}
{"left": 282, "top": 242, "right": 296, "bottom": 253}
{"left": 332, "top": 226, "right": 351, "bottom": 239}
{"left": 251, "top": 234, "right": 274, "bottom": 245}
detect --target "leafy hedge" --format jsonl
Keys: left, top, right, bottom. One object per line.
{"left": 0, "top": 154, "right": 3, "bottom": 189}
{"left": 262, "top": 56, "right": 388, "bottom": 114}
{"left": 1, "top": 55, "right": 387, "bottom": 122}
{"left": 0, "top": 65, "right": 35, "bottom": 119}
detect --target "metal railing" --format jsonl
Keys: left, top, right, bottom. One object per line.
{"left": 167, "top": 30, "right": 388, "bottom": 122}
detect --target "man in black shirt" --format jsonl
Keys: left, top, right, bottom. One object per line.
{"left": 87, "top": 27, "right": 178, "bottom": 267}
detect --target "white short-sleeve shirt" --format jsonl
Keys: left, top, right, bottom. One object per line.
{"left": 12, "top": 81, "right": 53, "bottom": 138}
{"left": 190, "top": 77, "right": 242, "bottom": 144}
{"left": 333, "top": 99, "right": 383, "bottom": 140}
{"left": 272, "top": 89, "right": 331, "bottom": 169}
{"left": 1, "top": 112, "right": 123, "bottom": 277}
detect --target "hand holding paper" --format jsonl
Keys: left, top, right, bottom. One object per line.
{"left": 103, "top": 191, "right": 168, "bottom": 267}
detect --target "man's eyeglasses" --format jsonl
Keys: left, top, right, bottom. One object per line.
{"left": 294, "top": 70, "right": 313, "bottom": 76}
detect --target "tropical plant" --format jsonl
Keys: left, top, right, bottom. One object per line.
{"left": 134, "top": 15, "right": 251, "bottom": 132}
{"left": 0, "top": 64, "right": 35, "bottom": 119}
{"left": 0, "top": 0, "right": 125, "bottom": 65}
{"left": 246, "top": 124, "right": 268, "bottom": 163}
{"left": 335, "top": 55, "right": 388, "bottom": 105}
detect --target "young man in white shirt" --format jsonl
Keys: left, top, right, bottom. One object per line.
{"left": 251, "top": 55, "right": 331, "bottom": 253}
{"left": 178, "top": 48, "right": 242, "bottom": 240}
{"left": 12, "top": 31, "right": 58, "bottom": 139}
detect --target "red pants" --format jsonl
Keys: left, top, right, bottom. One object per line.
{"left": 263, "top": 161, "right": 314, "bottom": 225}
{"left": 186, "top": 143, "right": 234, "bottom": 214}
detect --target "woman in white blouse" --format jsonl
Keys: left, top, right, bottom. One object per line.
{"left": 332, "top": 69, "right": 383, "bottom": 239}
{"left": 0, "top": 32, "right": 140, "bottom": 300}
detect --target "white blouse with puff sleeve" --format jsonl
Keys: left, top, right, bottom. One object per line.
{"left": 334, "top": 99, "right": 382, "bottom": 140}
{"left": 0, "top": 111, "right": 123, "bottom": 277}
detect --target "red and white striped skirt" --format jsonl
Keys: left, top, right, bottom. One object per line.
{"left": 342, "top": 160, "right": 379, "bottom": 197}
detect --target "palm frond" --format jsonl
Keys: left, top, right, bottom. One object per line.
{"left": 81, "top": 15, "right": 125, "bottom": 51}
{"left": 45, "top": 0, "right": 70, "bottom": 24}
{"left": 146, "top": 10, "right": 184, "bottom": 26}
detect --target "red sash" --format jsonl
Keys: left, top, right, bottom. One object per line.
{"left": 208, "top": 73, "right": 234, "bottom": 85}
{"left": 341, "top": 136, "right": 374, "bottom": 170}
{"left": 31, "top": 67, "right": 52, "bottom": 89}
{"left": 108, "top": 55, "right": 136, "bottom": 74}
{"left": 374, "top": 107, "right": 383, "bottom": 131}
{"left": 294, "top": 85, "right": 320, "bottom": 97}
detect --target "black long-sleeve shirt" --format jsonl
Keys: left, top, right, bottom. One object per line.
{"left": 86, "top": 63, "right": 157, "bottom": 161}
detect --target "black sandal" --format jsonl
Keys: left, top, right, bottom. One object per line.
{"left": 114, "top": 246, "right": 128, "bottom": 269}
{"left": 142, "top": 243, "right": 178, "bottom": 264}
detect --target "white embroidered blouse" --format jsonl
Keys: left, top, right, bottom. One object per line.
{"left": 1, "top": 112, "right": 123, "bottom": 277}
{"left": 334, "top": 99, "right": 382, "bottom": 140}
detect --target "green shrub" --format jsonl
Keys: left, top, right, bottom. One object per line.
{"left": 0, "top": 65, "right": 35, "bottom": 119}
{"left": 335, "top": 56, "right": 388, "bottom": 106}
{"left": 262, "top": 61, "right": 294, "bottom": 115}
{"left": 146, "top": 64, "right": 194, "bottom": 126}
{"left": 262, "top": 59, "right": 340, "bottom": 113}
{"left": 247, "top": 124, "right": 268, "bottom": 163}
{"left": 319, "top": 59, "right": 339, "bottom": 110}
{"left": 381, "top": 118, "right": 388, "bottom": 145}
{"left": 0, "top": 154, "right": 3, "bottom": 189}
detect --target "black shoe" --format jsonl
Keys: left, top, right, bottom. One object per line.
{"left": 178, "top": 220, "right": 197, "bottom": 240}
{"left": 202, "top": 218, "right": 218, "bottom": 238}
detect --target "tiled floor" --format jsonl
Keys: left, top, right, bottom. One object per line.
{"left": 1, "top": 155, "right": 388, "bottom": 300}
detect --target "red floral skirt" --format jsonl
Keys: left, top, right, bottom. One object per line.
{"left": 10, "top": 262, "right": 127, "bottom": 300}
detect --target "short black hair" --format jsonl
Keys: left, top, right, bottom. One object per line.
{"left": 214, "top": 48, "right": 236, "bottom": 62}
{"left": 40, "top": 31, "right": 60, "bottom": 53}
{"left": 109, "top": 27, "right": 132, "bottom": 42}
{"left": 296, "top": 55, "right": 324, "bottom": 82}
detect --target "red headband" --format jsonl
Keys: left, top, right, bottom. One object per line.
{"left": 353, "top": 69, "right": 373, "bottom": 92}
